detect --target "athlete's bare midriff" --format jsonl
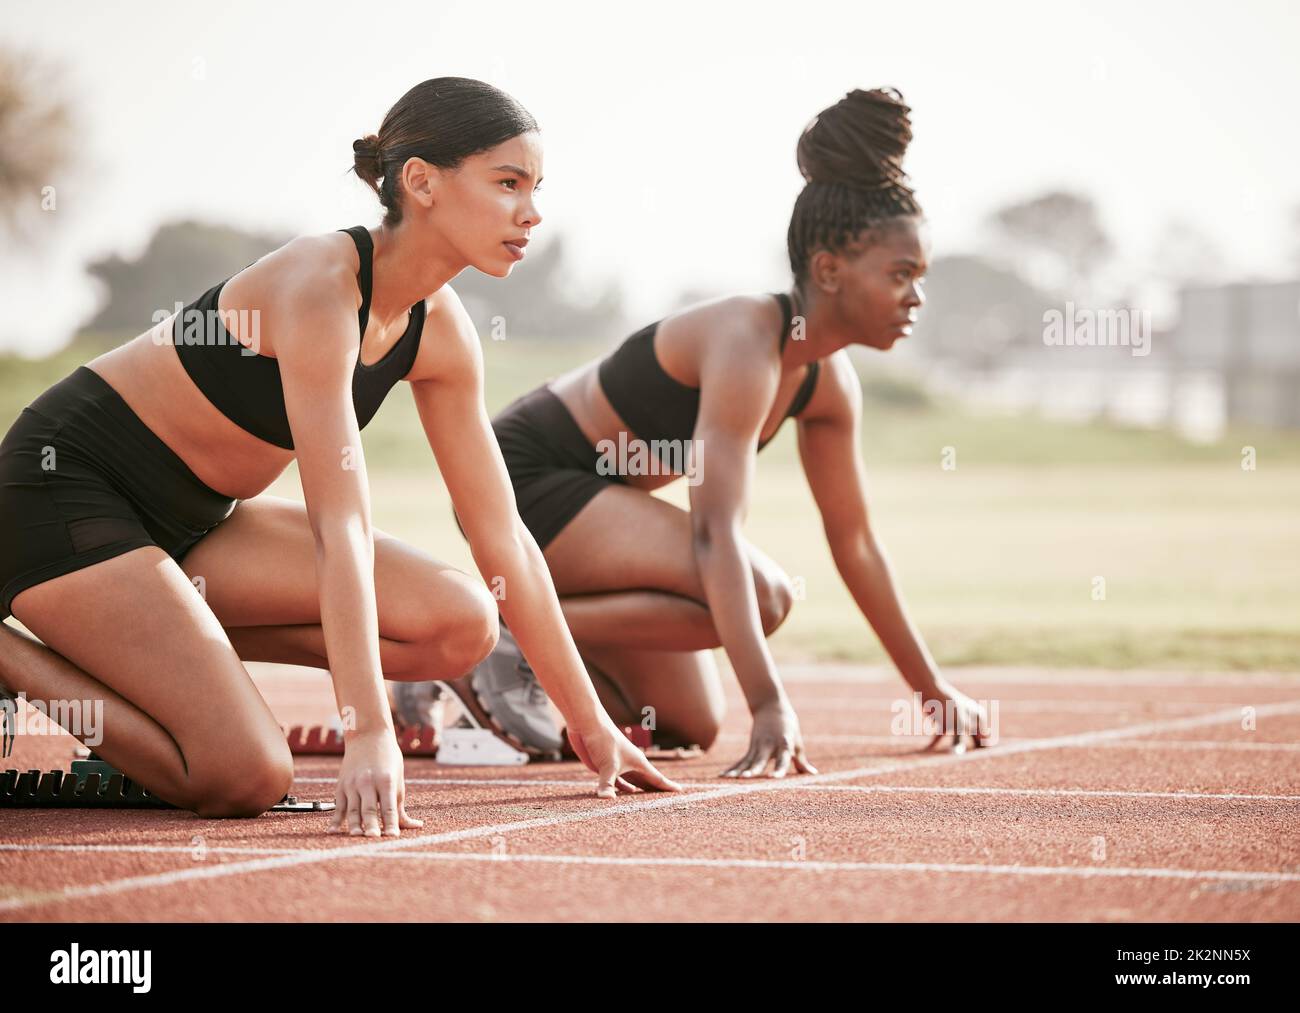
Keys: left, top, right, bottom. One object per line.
{"left": 84, "top": 314, "right": 296, "bottom": 500}
{"left": 546, "top": 298, "right": 813, "bottom": 493}
{"left": 81, "top": 233, "right": 423, "bottom": 501}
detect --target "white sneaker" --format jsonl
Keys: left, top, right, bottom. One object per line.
{"left": 390, "top": 679, "right": 451, "bottom": 730}
{"left": 446, "top": 624, "right": 562, "bottom": 758}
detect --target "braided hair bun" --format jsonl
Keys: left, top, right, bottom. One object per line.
{"left": 786, "top": 87, "right": 923, "bottom": 285}
{"left": 796, "top": 87, "right": 914, "bottom": 192}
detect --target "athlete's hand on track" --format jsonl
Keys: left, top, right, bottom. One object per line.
{"left": 721, "top": 698, "right": 817, "bottom": 779}
{"left": 330, "top": 728, "right": 424, "bottom": 837}
{"left": 922, "top": 680, "right": 991, "bottom": 753}
{"left": 566, "top": 721, "right": 684, "bottom": 799}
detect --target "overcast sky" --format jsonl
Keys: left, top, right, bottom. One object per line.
{"left": 1, "top": 0, "right": 1297, "bottom": 354}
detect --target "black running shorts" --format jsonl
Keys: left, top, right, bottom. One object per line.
{"left": 0, "top": 366, "right": 238, "bottom": 620}
{"left": 454, "top": 385, "right": 625, "bottom": 551}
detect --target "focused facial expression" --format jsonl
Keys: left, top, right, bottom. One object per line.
{"left": 415, "top": 131, "right": 544, "bottom": 278}
{"left": 816, "top": 216, "right": 929, "bottom": 351}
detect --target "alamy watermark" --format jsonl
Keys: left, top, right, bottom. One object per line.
{"left": 151, "top": 304, "right": 262, "bottom": 355}
{"left": 890, "top": 691, "right": 999, "bottom": 746}
{"left": 49, "top": 945, "right": 151, "bottom": 992}
{"left": 595, "top": 433, "right": 705, "bottom": 486}
{"left": 1, "top": 692, "right": 104, "bottom": 747}
{"left": 1043, "top": 301, "right": 1150, "bottom": 357}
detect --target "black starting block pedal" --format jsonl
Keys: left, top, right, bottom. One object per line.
{"left": 1, "top": 767, "right": 171, "bottom": 808}
{"left": 1, "top": 767, "right": 333, "bottom": 813}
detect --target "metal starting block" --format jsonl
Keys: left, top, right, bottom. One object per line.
{"left": 1, "top": 765, "right": 332, "bottom": 812}
{"left": 285, "top": 721, "right": 530, "bottom": 766}
{"left": 1, "top": 766, "right": 171, "bottom": 808}
{"left": 435, "top": 727, "right": 530, "bottom": 766}
{"left": 284, "top": 723, "right": 441, "bottom": 757}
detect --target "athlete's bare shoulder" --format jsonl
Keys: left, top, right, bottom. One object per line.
{"left": 800, "top": 348, "right": 859, "bottom": 424}
{"left": 405, "top": 283, "right": 478, "bottom": 385}
{"left": 672, "top": 292, "right": 785, "bottom": 342}
{"left": 227, "top": 230, "right": 359, "bottom": 309}
{"left": 214, "top": 231, "right": 360, "bottom": 356}
{"left": 659, "top": 292, "right": 788, "bottom": 385}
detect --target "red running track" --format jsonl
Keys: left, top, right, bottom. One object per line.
{"left": 1, "top": 663, "right": 1297, "bottom": 921}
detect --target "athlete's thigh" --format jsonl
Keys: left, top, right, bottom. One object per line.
{"left": 543, "top": 484, "right": 789, "bottom": 601}
{"left": 180, "top": 496, "right": 492, "bottom": 639}
{"left": 10, "top": 546, "right": 291, "bottom": 798}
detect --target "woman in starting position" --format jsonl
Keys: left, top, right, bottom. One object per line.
{"left": 449, "top": 87, "right": 989, "bottom": 773}
{"left": 0, "top": 77, "right": 678, "bottom": 835}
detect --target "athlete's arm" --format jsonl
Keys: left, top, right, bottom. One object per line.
{"left": 691, "top": 304, "right": 814, "bottom": 777}
{"left": 797, "top": 351, "right": 989, "bottom": 747}
{"left": 272, "top": 240, "right": 423, "bottom": 835}
{"left": 408, "top": 286, "right": 680, "bottom": 797}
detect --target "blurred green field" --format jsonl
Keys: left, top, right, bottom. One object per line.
{"left": 4, "top": 334, "right": 1299, "bottom": 671}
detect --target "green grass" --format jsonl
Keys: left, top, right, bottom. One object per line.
{"left": 5, "top": 333, "right": 1300, "bottom": 672}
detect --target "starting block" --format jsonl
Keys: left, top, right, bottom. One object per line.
{"left": 435, "top": 727, "right": 530, "bottom": 766}
{"left": 284, "top": 721, "right": 530, "bottom": 766}
{"left": 1, "top": 764, "right": 332, "bottom": 812}
{"left": 284, "top": 723, "right": 440, "bottom": 757}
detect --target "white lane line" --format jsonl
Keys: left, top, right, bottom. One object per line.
{"left": 0, "top": 843, "right": 302, "bottom": 857}
{"left": 1086, "top": 739, "right": 1300, "bottom": 753}
{"left": 291, "top": 776, "right": 599, "bottom": 787}
{"left": 5, "top": 837, "right": 1294, "bottom": 889}
{"left": 791, "top": 785, "right": 1300, "bottom": 802}
{"left": 359, "top": 851, "right": 1300, "bottom": 884}
{"left": 290, "top": 776, "right": 1300, "bottom": 801}
{"left": 776, "top": 666, "right": 1300, "bottom": 688}
{"left": 713, "top": 733, "right": 1300, "bottom": 751}
{"left": 4, "top": 843, "right": 1296, "bottom": 885}
{"left": 3, "top": 699, "right": 1297, "bottom": 914}
{"left": 792, "top": 698, "right": 1233, "bottom": 713}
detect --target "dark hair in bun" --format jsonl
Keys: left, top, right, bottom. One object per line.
{"left": 352, "top": 134, "right": 383, "bottom": 188}
{"left": 787, "top": 87, "right": 923, "bottom": 286}
{"left": 351, "top": 77, "right": 538, "bottom": 227}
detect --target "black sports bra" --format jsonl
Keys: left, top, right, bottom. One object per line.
{"left": 172, "top": 225, "right": 426, "bottom": 451}
{"left": 597, "top": 293, "right": 821, "bottom": 457}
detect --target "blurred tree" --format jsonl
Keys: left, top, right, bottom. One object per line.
{"left": 81, "top": 220, "right": 292, "bottom": 341}
{"left": 985, "top": 191, "right": 1112, "bottom": 301}
{"left": 450, "top": 234, "right": 626, "bottom": 341}
{"left": 81, "top": 222, "right": 626, "bottom": 347}
{"left": 0, "top": 46, "right": 75, "bottom": 240}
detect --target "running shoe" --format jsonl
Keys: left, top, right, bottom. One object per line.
{"left": 445, "top": 622, "right": 563, "bottom": 759}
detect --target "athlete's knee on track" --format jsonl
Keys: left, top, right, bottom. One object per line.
{"left": 654, "top": 696, "right": 725, "bottom": 751}
{"left": 186, "top": 740, "right": 295, "bottom": 819}
{"left": 755, "top": 568, "right": 795, "bottom": 635}
{"left": 658, "top": 714, "right": 722, "bottom": 751}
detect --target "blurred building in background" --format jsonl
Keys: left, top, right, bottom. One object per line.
{"left": 906, "top": 277, "right": 1300, "bottom": 442}
{"left": 1171, "top": 280, "right": 1300, "bottom": 432}
{"left": 894, "top": 190, "right": 1300, "bottom": 442}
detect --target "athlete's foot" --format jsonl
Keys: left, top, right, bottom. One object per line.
{"left": 390, "top": 680, "right": 450, "bottom": 733}
{"left": 448, "top": 623, "right": 563, "bottom": 758}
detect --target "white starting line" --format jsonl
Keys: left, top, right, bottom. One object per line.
{"left": 2, "top": 841, "right": 1297, "bottom": 887}
{"left": 285, "top": 776, "right": 1300, "bottom": 803}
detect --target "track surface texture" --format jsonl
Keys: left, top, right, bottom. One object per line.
{"left": 3, "top": 663, "right": 1297, "bottom": 922}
